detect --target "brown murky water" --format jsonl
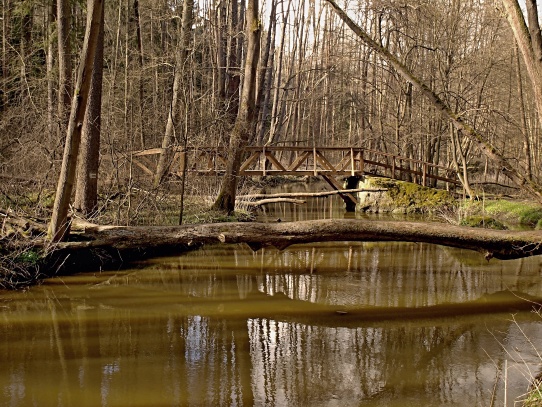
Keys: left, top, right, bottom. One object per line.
{"left": 1, "top": 190, "right": 542, "bottom": 406}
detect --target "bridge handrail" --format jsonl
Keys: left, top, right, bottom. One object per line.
{"left": 133, "top": 145, "right": 454, "bottom": 173}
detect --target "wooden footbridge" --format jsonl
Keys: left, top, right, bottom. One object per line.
{"left": 132, "top": 146, "right": 459, "bottom": 207}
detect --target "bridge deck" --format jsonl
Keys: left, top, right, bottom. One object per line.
{"left": 132, "top": 146, "right": 459, "bottom": 190}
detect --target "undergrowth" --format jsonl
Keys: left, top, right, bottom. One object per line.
{"left": 0, "top": 242, "right": 44, "bottom": 289}
{"left": 457, "top": 199, "right": 542, "bottom": 229}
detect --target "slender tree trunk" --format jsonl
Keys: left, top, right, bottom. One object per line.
{"left": 267, "top": 0, "right": 290, "bottom": 145}
{"left": 254, "top": 0, "right": 276, "bottom": 143}
{"left": 57, "top": 0, "right": 73, "bottom": 141}
{"left": 514, "top": 42, "right": 532, "bottom": 181}
{"left": 225, "top": 0, "right": 241, "bottom": 121}
{"left": 133, "top": 0, "right": 146, "bottom": 149}
{"left": 212, "top": 0, "right": 261, "bottom": 213}
{"left": 501, "top": 0, "right": 542, "bottom": 141}
{"left": 215, "top": 1, "right": 227, "bottom": 102}
{"left": 19, "top": 4, "right": 32, "bottom": 98}
{"left": 1, "top": 0, "right": 9, "bottom": 110}
{"left": 154, "top": 0, "right": 194, "bottom": 186}
{"left": 74, "top": 3, "right": 105, "bottom": 217}
{"left": 48, "top": 0, "right": 105, "bottom": 242}
{"left": 47, "top": 1, "right": 57, "bottom": 138}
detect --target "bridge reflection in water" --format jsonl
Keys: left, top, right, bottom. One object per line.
{"left": 0, "top": 241, "right": 541, "bottom": 406}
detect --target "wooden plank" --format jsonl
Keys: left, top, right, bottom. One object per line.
{"left": 334, "top": 154, "right": 351, "bottom": 172}
{"left": 133, "top": 148, "right": 164, "bottom": 157}
{"left": 239, "top": 152, "right": 261, "bottom": 172}
{"left": 315, "top": 151, "right": 338, "bottom": 173}
{"left": 287, "top": 151, "right": 311, "bottom": 171}
{"left": 321, "top": 174, "right": 359, "bottom": 205}
{"left": 132, "top": 158, "right": 154, "bottom": 175}
{"left": 265, "top": 152, "right": 287, "bottom": 171}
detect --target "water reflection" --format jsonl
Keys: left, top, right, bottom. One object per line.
{"left": 0, "top": 242, "right": 541, "bottom": 406}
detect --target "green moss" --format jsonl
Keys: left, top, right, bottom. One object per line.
{"left": 459, "top": 216, "right": 507, "bottom": 230}
{"left": 464, "top": 199, "right": 542, "bottom": 227}
{"left": 367, "top": 177, "right": 456, "bottom": 213}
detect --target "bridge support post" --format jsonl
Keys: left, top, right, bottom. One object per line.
{"left": 344, "top": 176, "right": 362, "bottom": 211}
{"left": 321, "top": 175, "right": 361, "bottom": 212}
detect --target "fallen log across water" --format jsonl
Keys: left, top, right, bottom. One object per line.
{"left": 48, "top": 218, "right": 542, "bottom": 263}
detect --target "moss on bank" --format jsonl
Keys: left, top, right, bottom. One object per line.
{"left": 459, "top": 216, "right": 507, "bottom": 230}
{"left": 460, "top": 199, "right": 542, "bottom": 229}
{"left": 359, "top": 177, "right": 456, "bottom": 214}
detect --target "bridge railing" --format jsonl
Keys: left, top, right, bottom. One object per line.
{"left": 132, "top": 146, "right": 459, "bottom": 189}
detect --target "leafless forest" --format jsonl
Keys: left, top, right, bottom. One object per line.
{"left": 1, "top": 0, "right": 541, "bottom": 227}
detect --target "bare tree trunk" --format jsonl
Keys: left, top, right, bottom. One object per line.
{"left": 514, "top": 42, "right": 532, "bottom": 181}
{"left": 47, "top": 1, "right": 57, "bottom": 138}
{"left": 225, "top": 0, "right": 241, "bottom": 121}
{"left": 501, "top": 0, "right": 542, "bottom": 141}
{"left": 154, "top": 0, "right": 194, "bottom": 186}
{"left": 1, "top": 0, "right": 9, "bottom": 110}
{"left": 48, "top": 0, "right": 105, "bottom": 242}
{"left": 133, "top": 0, "right": 146, "bottom": 149}
{"left": 267, "top": 0, "right": 290, "bottom": 145}
{"left": 254, "top": 0, "right": 276, "bottom": 144}
{"left": 212, "top": 0, "right": 261, "bottom": 213}
{"left": 57, "top": 0, "right": 72, "bottom": 141}
{"left": 215, "top": 1, "right": 227, "bottom": 102}
{"left": 74, "top": 3, "right": 105, "bottom": 218}
{"left": 324, "top": 0, "right": 542, "bottom": 203}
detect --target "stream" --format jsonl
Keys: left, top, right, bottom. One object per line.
{"left": 1, "top": 183, "right": 542, "bottom": 406}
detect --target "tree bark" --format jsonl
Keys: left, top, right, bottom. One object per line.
{"left": 323, "top": 0, "right": 542, "bottom": 203}
{"left": 48, "top": 0, "right": 105, "bottom": 243}
{"left": 53, "top": 218, "right": 542, "bottom": 261}
{"left": 501, "top": 0, "right": 542, "bottom": 157}
{"left": 46, "top": 1, "right": 57, "bottom": 138}
{"left": 133, "top": 0, "right": 146, "bottom": 149}
{"left": 57, "top": 0, "right": 72, "bottom": 141}
{"left": 74, "top": 3, "right": 105, "bottom": 218}
{"left": 212, "top": 0, "right": 261, "bottom": 213}
{"left": 154, "top": 0, "right": 194, "bottom": 186}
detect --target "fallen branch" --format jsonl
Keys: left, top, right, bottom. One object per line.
{"left": 237, "top": 188, "right": 387, "bottom": 199}
{"left": 239, "top": 198, "right": 306, "bottom": 206}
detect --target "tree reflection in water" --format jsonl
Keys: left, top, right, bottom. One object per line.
{"left": 0, "top": 242, "right": 541, "bottom": 406}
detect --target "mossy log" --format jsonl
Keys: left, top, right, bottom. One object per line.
{"left": 49, "top": 218, "right": 542, "bottom": 262}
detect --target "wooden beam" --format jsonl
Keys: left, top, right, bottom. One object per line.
{"left": 287, "top": 150, "right": 311, "bottom": 171}
{"left": 265, "top": 151, "right": 287, "bottom": 171}
{"left": 239, "top": 151, "right": 261, "bottom": 172}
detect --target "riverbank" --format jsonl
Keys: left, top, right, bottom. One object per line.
{"left": 3, "top": 178, "right": 542, "bottom": 289}
{"left": 356, "top": 176, "right": 542, "bottom": 230}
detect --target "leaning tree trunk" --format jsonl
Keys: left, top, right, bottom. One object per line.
{"left": 323, "top": 0, "right": 542, "bottom": 203}
{"left": 74, "top": 3, "right": 105, "bottom": 218}
{"left": 501, "top": 0, "right": 542, "bottom": 160}
{"left": 48, "top": 0, "right": 105, "bottom": 243}
{"left": 212, "top": 0, "right": 261, "bottom": 213}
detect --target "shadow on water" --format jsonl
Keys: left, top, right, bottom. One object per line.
{"left": 1, "top": 183, "right": 542, "bottom": 406}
